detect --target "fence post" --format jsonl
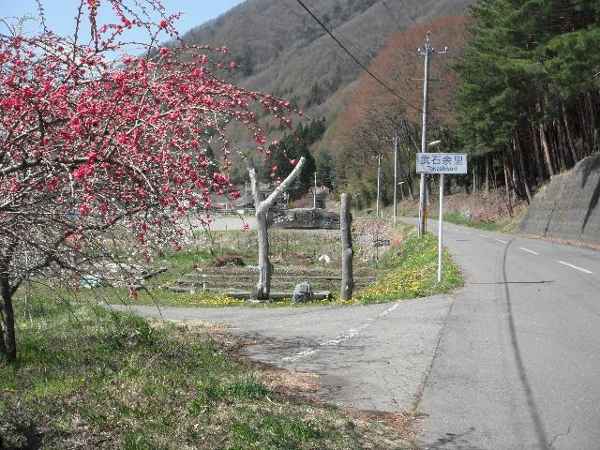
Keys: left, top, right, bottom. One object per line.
{"left": 340, "top": 194, "right": 354, "bottom": 301}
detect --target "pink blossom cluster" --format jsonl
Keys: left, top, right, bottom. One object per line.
{"left": 0, "top": 0, "right": 294, "bottom": 253}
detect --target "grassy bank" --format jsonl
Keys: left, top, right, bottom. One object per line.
{"left": 356, "top": 229, "right": 463, "bottom": 303}
{"left": 0, "top": 300, "right": 413, "bottom": 449}
{"left": 442, "top": 211, "right": 503, "bottom": 231}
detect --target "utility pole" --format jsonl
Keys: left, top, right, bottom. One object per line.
{"left": 417, "top": 33, "right": 431, "bottom": 237}
{"left": 417, "top": 32, "right": 447, "bottom": 237}
{"left": 393, "top": 132, "right": 399, "bottom": 226}
{"left": 376, "top": 153, "right": 382, "bottom": 218}
{"left": 313, "top": 171, "right": 317, "bottom": 209}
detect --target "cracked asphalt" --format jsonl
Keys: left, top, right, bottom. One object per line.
{"left": 113, "top": 219, "right": 600, "bottom": 449}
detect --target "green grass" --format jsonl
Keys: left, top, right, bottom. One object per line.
{"left": 0, "top": 299, "right": 412, "bottom": 449}
{"left": 442, "top": 211, "right": 502, "bottom": 231}
{"left": 356, "top": 229, "right": 463, "bottom": 304}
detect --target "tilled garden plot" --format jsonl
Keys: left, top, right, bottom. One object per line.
{"left": 166, "top": 219, "right": 396, "bottom": 300}
{"left": 168, "top": 266, "right": 377, "bottom": 299}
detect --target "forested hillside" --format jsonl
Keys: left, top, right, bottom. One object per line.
{"left": 180, "top": 0, "right": 600, "bottom": 208}
{"left": 318, "top": 0, "right": 600, "bottom": 210}
{"left": 320, "top": 16, "right": 469, "bottom": 208}
{"left": 182, "top": 0, "right": 472, "bottom": 116}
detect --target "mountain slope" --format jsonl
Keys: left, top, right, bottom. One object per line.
{"left": 182, "top": 0, "right": 473, "bottom": 117}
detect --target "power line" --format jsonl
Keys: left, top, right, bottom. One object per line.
{"left": 301, "top": 1, "right": 379, "bottom": 63}
{"left": 292, "top": 0, "right": 418, "bottom": 74}
{"left": 294, "top": 0, "right": 422, "bottom": 113}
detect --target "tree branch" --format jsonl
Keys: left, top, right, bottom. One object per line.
{"left": 257, "top": 156, "right": 306, "bottom": 214}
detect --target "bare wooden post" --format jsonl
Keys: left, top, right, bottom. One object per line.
{"left": 340, "top": 193, "right": 353, "bottom": 301}
{"left": 249, "top": 157, "right": 306, "bottom": 301}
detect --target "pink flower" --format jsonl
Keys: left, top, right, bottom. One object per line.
{"left": 79, "top": 204, "right": 91, "bottom": 216}
{"left": 73, "top": 164, "right": 94, "bottom": 181}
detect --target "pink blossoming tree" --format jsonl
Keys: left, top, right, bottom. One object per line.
{"left": 0, "top": 0, "right": 292, "bottom": 361}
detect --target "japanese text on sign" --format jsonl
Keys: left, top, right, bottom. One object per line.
{"left": 416, "top": 153, "right": 468, "bottom": 174}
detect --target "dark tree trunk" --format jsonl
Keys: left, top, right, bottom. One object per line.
{"left": 586, "top": 94, "right": 597, "bottom": 152}
{"left": 0, "top": 276, "right": 17, "bottom": 362}
{"left": 515, "top": 138, "right": 533, "bottom": 204}
{"left": 579, "top": 95, "right": 594, "bottom": 156}
{"left": 530, "top": 124, "right": 545, "bottom": 184}
{"left": 484, "top": 155, "right": 490, "bottom": 194}
{"left": 491, "top": 155, "right": 498, "bottom": 191}
{"left": 562, "top": 104, "right": 578, "bottom": 163}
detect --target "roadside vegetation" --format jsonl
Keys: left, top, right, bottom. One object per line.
{"left": 441, "top": 211, "right": 521, "bottom": 233}
{"left": 356, "top": 227, "right": 463, "bottom": 304}
{"left": 1, "top": 219, "right": 455, "bottom": 449}
{"left": 0, "top": 299, "right": 415, "bottom": 449}
{"left": 393, "top": 191, "right": 527, "bottom": 233}
{"left": 107, "top": 219, "right": 462, "bottom": 307}
{"left": 5, "top": 218, "right": 464, "bottom": 318}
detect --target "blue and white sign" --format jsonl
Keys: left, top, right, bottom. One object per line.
{"left": 416, "top": 153, "right": 468, "bottom": 174}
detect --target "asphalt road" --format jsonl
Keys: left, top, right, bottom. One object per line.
{"left": 411, "top": 220, "right": 600, "bottom": 450}
{"left": 114, "top": 219, "right": 600, "bottom": 449}
{"left": 209, "top": 214, "right": 257, "bottom": 231}
{"left": 113, "top": 297, "right": 453, "bottom": 413}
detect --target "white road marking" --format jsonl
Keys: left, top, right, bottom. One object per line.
{"left": 283, "top": 349, "right": 317, "bottom": 361}
{"left": 379, "top": 303, "right": 399, "bottom": 317}
{"left": 281, "top": 303, "right": 400, "bottom": 362}
{"left": 520, "top": 247, "right": 540, "bottom": 256}
{"left": 495, "top": 239, "right": 508, "bottom": 244}
{"left": 558, "top": 260, "right": 593, "bottom": 275}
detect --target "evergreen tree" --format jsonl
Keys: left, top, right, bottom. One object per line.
{"left": 457, "top": 0, "right": 600, "bottom": 197}
{"left": 265, "top": 119, "right": 326, "bottom": 198}
{"left": 315, "top": 150, "right": 337, "bottom": 190}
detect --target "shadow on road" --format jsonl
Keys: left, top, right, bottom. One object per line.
{"left": 421, "top": 426, "right": 482, "bottom": 449}
{"left": 502, "top": 239, "right": 549, "bottom": 449}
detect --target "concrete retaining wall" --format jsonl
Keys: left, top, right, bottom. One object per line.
{"left": 519, "top": 153, "right": 600, "bottom": 244}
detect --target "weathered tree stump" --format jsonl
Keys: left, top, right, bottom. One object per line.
{"left": 340, "top": 193, "right": 354, "bottom": 301}
{"left": 249, "top": 157, "right": 306, "bottom": 300}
